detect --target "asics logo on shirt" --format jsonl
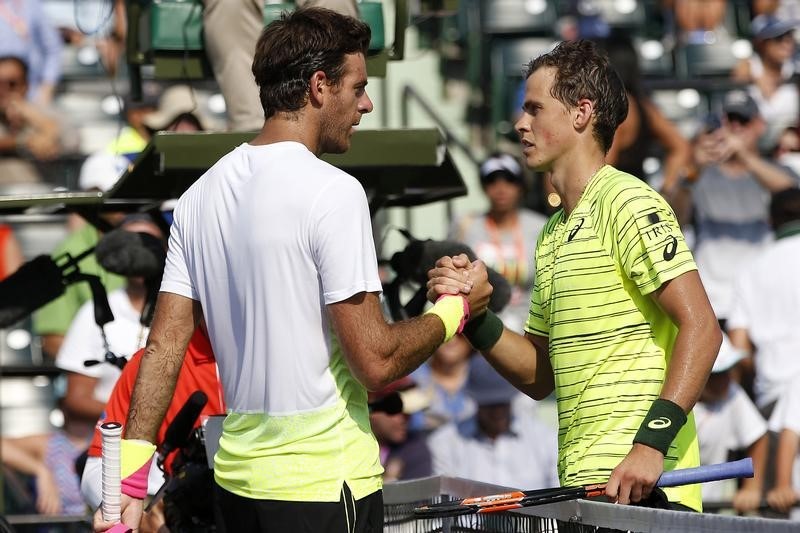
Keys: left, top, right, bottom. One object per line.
{"left": 647, "top": 417, "right": 672, "bottom": 430}
{"left": 662, "top": 236, "right": 678, "bottom": 261}
{"left": 568, "top": 218, "right": 584, "bottom": 242}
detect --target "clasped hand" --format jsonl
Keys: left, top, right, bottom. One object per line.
{"left": 426, "top": 253, "right": 493, "bottom": 317}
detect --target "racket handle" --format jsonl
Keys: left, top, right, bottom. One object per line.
{"left": 657, "top": 458, "right": 753, "bottom": 488}
{"left": 100, "top": 422, "right": 124, "bottom": 523}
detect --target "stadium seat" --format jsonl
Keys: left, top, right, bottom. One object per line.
{"left": 674, "top": 39, "right": 739, "bottom": 79}
{"left": 481, "top": 0, "right": 557, "bottom": 36}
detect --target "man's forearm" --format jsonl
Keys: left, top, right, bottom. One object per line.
{"left": 126, "top": 293, "right": 199, "bottom": 441}
{"left": 740, "top": 151, "right": 796, "bottom": 192}
{"left": 480, "top": 329, "right": 552, "bottom": 400}
{"left": 659, "top": 317, "right": 720, "bottom": 411}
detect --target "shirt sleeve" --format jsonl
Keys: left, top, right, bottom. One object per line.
{"left": 311, "top": 177, "right": 382, "bottom": 305}
{"left": 160, "top": 202, "right": 199, "bottom": 300}
{"left": 525, "top": 230, "right": 550, "bottom": 336}
{"left": 610, "top": 186, "right": 696, "bottom": 295}
{"left": 730, "top": 384, "right": 767, "bottom": 448}
{"left": 769, "top": 387, "right": 800, "bottom": 434}
{"left": 30, "top": 0, "right": 62, "bottom": 85}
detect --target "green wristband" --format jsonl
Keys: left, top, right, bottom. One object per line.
{"left": 633, "top": 398, "right": 687, "bottom": 455}
{"left": 462, "top": 310, "right": 504, "bottom": 351}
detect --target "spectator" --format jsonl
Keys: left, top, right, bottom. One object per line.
{"left": 728, "top": 187, "right": 800, "bottom": 414}
{"left": 773, "top": 124, "right": 800, "bottom": 176}
{"left": 32, "top": 153, "right": 128, "bottom": 360}
{"left": 141, "top": 84, "right": 212, "bottom": 135}
{"left": 0, "top": 223, "right": 24, "bottom": 279}
{"left": 428, "top": 356, "right": 558, "bottom": 490}
{"left": 1, "top": 422, "right": 88, "bottom": 516}
{"left": 368, "top": 376, "right": 433, "bottom": 481}
{"left": 663, "top": 0, "right": 728, "bottom": 44}
{"left": 596, "top": 32, "right": 692, "bottom": 197}
{"left": 412, "top": 334, "right": 475, "bottom": 431}
{"left": 0, "top": 0, "right": 62, "bottom": 105}
{"left": 449, "top": 153, "right": 547, "bottom": 332}
{"left": 694, "top": 333, "right": 767, "bottom": 514}
{"left": 687, "top": 90, "right": 799, "bottom": 324}
{"left": 55, "top": 216, "right": 164, "bottom": 437}
{"left": 765, "top": 382, "right": 800, "bottom": 517}
{"left": 0, "top": 55, "right": 63, "bottom": 190}
{"left": 81, "top": 325, "right": 225, "bottom": 532}
{"left": 732, "top": 13, "right": 800, "bottom": 152}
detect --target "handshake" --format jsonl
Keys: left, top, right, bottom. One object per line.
{"left": 426, "top": 253, "right": 494, "bottom": 319}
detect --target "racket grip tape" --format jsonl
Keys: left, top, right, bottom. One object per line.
{"left": 657, "top": 458, "right": 753, "bottom": 488}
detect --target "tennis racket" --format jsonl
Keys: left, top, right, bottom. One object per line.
{"left": 100, "top": 422, "right": 123, "bottom": 522}
{"left": 414, "top": 458, "right": 753, "bottom": 517}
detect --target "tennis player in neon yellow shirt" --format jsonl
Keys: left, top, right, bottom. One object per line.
{"left": 428, "top": 40, "right": 722, "bottom": 512}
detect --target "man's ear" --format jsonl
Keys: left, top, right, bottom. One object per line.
{"left": 574, "top": 99, "right": 594, "bottom": 130}
{"left": 308, "top": 70, "right": 328, "bottom": 106}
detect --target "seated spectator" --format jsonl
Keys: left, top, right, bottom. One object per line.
{"left": 32, "top": 152, "right": 129, "bottom": 359}
{"left": 0, "top": 55, "right": 63, "bottom": 190}
{"left": 448, "top": 153, "right": 547, "bottom": 332}
{"left": 694, "top": 333, "right": 767, "bottom": 513}
{"left": 732, "top": 14, "right": 800, "bottom": 152}
{"left": 428, "top": 357, "right": 558, "bottom": 490}
{"left": 412, "top": 334, "right": 475, "bottom": 431}
{"left": 55, "top": 216, "right": 164, "bottom": 439}
{"left": 765, "top": 381, "right": 800, "bottom": 518}
{"left": 595, "top": 32, "right": 692, "bottom": 197}
{"left": 141, "top": 84, "right": 212, "bottom": 135}
{"left": 685, "top": 90, "right": 799, "bottom": 324}
{"left": 773, "top": 124, "right": 800, "bottom": 176}
{"left": 728, "top": 187, "right": 800, "bottom": 414}
{"left": 368, "top": 376, "right": 432, "bottom": 482}
{"left": 663, "top": 0, "right": 728, "bottom": 44}
{"left": 1, "top": 418, "right": 88, "bottom": 516}
{"left": 0, "top": 223, "right": 24, "bottom": 279}
{"left": 0, "top": 0, "right": 62, "bottom": 105}
{"left": 82, "top": 325, "right": 225, "bottom": 532}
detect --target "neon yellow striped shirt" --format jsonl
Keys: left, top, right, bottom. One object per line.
{"left": 526, "top": 166, "right": 702, "bottom": 511}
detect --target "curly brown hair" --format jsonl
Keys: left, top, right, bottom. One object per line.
{"left": 252, "top": 7, "right": 371, "bottom": 119}
{"left": 524, "top": 40, "right": 628, "bottom": 153}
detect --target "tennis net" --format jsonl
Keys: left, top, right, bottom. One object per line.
{"left": 383, "top": 476, "right": 798, "bottom": 533}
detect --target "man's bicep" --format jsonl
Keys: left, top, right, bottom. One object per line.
{"left": 327, "top": 292, "right": 386, "bottom": 387}
{"left": 651, "top": 270, "right": 714, "bottom": 326}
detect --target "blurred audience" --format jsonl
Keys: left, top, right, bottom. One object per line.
{"left": 428, "top": 357, "right": 558, "bottom": 490}
{"left": 596, "top": 32, "right": 692, "bottom": 196}
{"left": 54, "top": 216, "right": 163, "bottom": 439}
{"left": 695, "top": 333, "right": 767, "bottom": 514}
{"left": 663, "top": 0, "right": 728, "bottom": 44}
{"left": 683, "top": 90, "right": 798, "bottom": 324}
{"left": 0, "top": 55, "right": 65, "bottom": 190}
{"left": 32, "top": 153, "right": 128, "bottom": 360}
{"left": 0, "top": 0, "right": 62, "bottom": 105}
{"left": 412, "top": 334, "right": 475, "bottom": 431}
{"left": 765, "top": 382, "right": 800, "bottom": 517}
{"left": 728, "top": 187, "right": 800, "bottom": 415}
{"left": 449, "top": 153, "right": 546, "bottom": 332}
{"left": 1, "top": 419, "right": 88, "bottom": 516}
{"left": 368, "top": 376, "right": 432, "bottom": 482}
{"left": 732, "top": 13, "right": 800, "bottom": 153}
{"left": 0, "top": 222, "right": 23, "bottom": 279}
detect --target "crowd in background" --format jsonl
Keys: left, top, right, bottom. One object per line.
{"left": 2, "top": 0, "right": 800, "bottom": 525}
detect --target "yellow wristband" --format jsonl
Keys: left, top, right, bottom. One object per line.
{"left": 424, "top": 295, "right": 469, "bottom": 343}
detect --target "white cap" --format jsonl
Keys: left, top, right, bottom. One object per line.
{"left": 711, "top": 333, "right": 746, "bottom": 374}
{"left": 78, "top": 152, "right": 130, "bottom": 192}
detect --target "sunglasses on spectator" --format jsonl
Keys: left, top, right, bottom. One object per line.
{"left": 767, "top": 32, "right": 794, "bottom": 42}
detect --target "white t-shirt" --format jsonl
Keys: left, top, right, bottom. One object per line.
{"left": 694, "top": 382, "right": 767, "bottom": 502}
{"left": 160, "top": 141, "right": 384, "bottom": 500}
{"left": 728, "top": 234, "right": 800, "bottom": 408}
{"left": 428, "top": 395, "right": 559, "bottom": 490}
{"left": 161, "top": 141, "right": 382, "bottom": 414}
{"left": 56, "top": 288, "right": 148, "bottom": 403}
